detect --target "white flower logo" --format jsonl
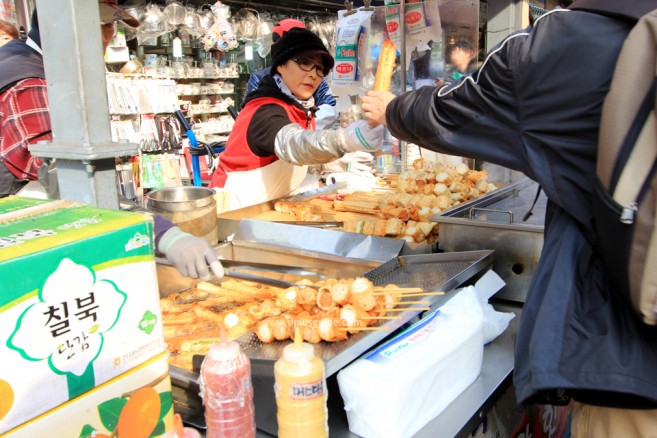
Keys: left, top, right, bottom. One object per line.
{"left": 8, "top": 258, "right": 126, "bottom": 377}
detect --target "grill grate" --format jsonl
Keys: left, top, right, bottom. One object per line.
{"left": 235, "top": 250, "right": 494, "bottom": 375}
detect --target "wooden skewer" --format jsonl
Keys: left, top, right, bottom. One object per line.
{"left": 377, "top": 291, "right": 445, "bottom": 297}
{"left": 372, "top": 287, "right": 424, "bottom": 295}
{"left": 397, "top": 300, "right": 429, "bottom": 305}
{"left": 385, "top": 307, "right": 432, "bottom": 312}
{"left": 339, "top": 326, "right": 392, "bottom": 331}
{"left": 373, "top": 286, "right": 423, "bottom": 291}
{"left": 361, "top": 315, "right": 402, "bottom": 320}
{"left": 397, "top": 292, "right": 445, "bottom": 297}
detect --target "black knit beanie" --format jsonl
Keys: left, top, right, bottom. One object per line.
{"left": 270, "top": 28, "right": 334, "bottom": 75}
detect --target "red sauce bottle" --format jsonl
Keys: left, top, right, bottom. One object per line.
{"left": 199, "top": 330, "right": 255, "bottom": 438}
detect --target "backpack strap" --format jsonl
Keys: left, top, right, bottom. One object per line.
{"left": 597, "top": 9, "right": 657, "bottom": 207}
{"left": 595, "top": 9, "right": 657, "bottom": 323}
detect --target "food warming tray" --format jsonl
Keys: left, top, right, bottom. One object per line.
{"left": 168, "top": 249, "right": 494, "bottom": 434}
{"left": 216, "top": 179, "right": 518, "bottom": 254}
{"left": 432, "top": 177, "right": 546, "bottom": 302}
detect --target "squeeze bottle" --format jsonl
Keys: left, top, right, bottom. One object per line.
{"left": 274, "top": 328, "right": 328, "bottom": 438}
{"left": 199, "top": 329, "right": 256, "bottom": 438}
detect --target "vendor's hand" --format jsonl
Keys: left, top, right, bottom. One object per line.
{"left": 344, "top": 151, "right": 375, "bottom": 163}
{"left": 361, "top": 91, "right": 396, "bottom": 127}
{"left": 341, "top": 120, "right": 385, "bottom": 152}
{"left": 325, "top": 171, "right": 379, "bottom": 191}
{"left": 158, "top": 226, "right": 224, "bottom": 280}
{"left": 345, "top": 161, "right": 376, "bottom": 177}
{"left": 322, "top": 152, "right": 375, "bottom": 176}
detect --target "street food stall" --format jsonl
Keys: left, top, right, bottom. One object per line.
{"left": 0, "top": 0, "right": 552, "bottom": 436}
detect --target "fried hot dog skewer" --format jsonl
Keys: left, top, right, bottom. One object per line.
{"left": 374, "top": 38, "right": 397, "bottom": 92}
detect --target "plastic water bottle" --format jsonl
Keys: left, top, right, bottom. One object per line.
{"left": 199, "top": 329, "right": 256, "bottom": 438}
{"left": 375, "top": 130, "right": 395, "bottom": 174}
{"left": 429, "top": 41, "right": 445, "bottom": 80}
{"left": 274, "top": 328, "right": 328, "bottom": 438}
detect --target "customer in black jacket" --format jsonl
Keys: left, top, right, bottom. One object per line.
{"left": 363, "top": 1, "right": 657, "bottom": 436}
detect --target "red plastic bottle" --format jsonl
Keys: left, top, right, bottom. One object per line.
{"left": 199, "top": 330, "right": 256, "bottom": 438}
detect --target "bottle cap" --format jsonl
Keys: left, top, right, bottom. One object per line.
{"left": 282, "top": 327, "right": 315, "bottom": 363}
{"left": 206, "top": 328, "right": 240, "bottom": 361}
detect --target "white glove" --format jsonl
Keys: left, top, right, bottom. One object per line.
{"left": 325, "top": 172, "right": 379, "bottom": 192}
{"left": 158, "top": 226, "right": 224, "bottom": 280}
{"left": 340, "top": 120, "right": 385, "bottom": 152}
{"left": 322, "top": 151, "right": 375, "bottom": 177}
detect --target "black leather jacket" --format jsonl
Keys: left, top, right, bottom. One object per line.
{"left": 386, "top": 1, "right": 657, "bottom": 407}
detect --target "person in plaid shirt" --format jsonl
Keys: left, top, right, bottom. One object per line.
{"left": 0, "top": 11, "right": 48, "bottom": 197}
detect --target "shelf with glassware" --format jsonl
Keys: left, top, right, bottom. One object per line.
{"left": 105, "top": 72, "right": 189, "bottom": 204}
{"left": 175, "top": 78, "right": 236, "bottom": 137}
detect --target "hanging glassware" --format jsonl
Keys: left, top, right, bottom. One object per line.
{"left": 163, "top": 0, "right": 186, "bottom": 26}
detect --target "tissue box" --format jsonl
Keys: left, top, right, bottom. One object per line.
{"left": 0, "top": 198, "right": 165, "bottom": 434}
{"left": 337, "top": 288, "right": 484, "bottom": 438}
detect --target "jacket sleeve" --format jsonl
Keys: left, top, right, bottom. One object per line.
{"left": 246, "top": 68, "right": 267, "bottom": 94}
{"left": 152, "top": 214, "right": 176, "bottom": 253}
{"left": 274, "top": 123, "right": 347, "bottom": 165}
{"left": 385, "top": 32, "right": 532, "bottom": 175}
{"left": 314, "top": 79, "right": 337, "bottom": 107}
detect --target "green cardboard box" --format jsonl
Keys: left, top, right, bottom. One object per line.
{"left": 0, "top": 199, "right": 165, "bottom": 434}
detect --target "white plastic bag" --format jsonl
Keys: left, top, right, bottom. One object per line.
{"left": 337, "top": 287, "right": 484, "bottom": 438}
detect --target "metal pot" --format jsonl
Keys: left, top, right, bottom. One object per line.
{"left": 147, "top": 187, "right": 219, "bottom": 243}
{"left": 147, "top": 186, "right": 215, "bottom": 211}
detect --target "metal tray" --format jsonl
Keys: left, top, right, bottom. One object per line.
{"left": 216, "top": 179, "right": 518, "bottom": 255}
{"left": 433, "top": 178, "right": 546, "bottom": 303}
{"left": 437, "top": 177, "right": 546, "bottom": 228}
{"left": 169, "top": 249, "right": 494, "bottom": 432}
{"left": 238, "top": 249, "right": 493, "bottom": 376}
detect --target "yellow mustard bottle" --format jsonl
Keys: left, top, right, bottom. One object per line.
{"left": 274, "top": 328, "right": 328, "bottom": 438}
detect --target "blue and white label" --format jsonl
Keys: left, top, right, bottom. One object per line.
{"left": 364, "top": 310, "right": 446, "bottom": 363}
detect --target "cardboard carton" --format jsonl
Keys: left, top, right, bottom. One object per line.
{"left": 4, "top": 353, "right": 174, "bottom": 437}
{"left": 0, "top": 198, "right": 166, "bottom": 433}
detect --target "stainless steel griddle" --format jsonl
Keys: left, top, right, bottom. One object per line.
{"left": 168, "top": 249, "right": 494, "bottom": 434}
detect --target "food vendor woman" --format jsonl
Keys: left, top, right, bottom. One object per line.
{"left": 209, "top": 28, "right": 384, "bottom": 209}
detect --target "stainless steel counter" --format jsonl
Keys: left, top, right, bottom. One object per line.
{"left": 254, "top": 301, "right": 520, "bottom": 438}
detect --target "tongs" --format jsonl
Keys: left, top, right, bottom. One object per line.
{"left": 219, "top": 259, "right": 324, "bottom": 278}
{"left": 270, "top": 221, "right": 344, "bottom": 229}
{"left": 155, "top": 257, "right": 323, "bottom": 289}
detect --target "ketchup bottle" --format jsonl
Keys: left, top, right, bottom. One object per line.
{"left": 199, "top": 329, "right": 256, "bottom": 438}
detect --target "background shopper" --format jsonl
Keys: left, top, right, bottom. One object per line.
{"left": 0, "top": 19, "right": 18, "bottom": 48}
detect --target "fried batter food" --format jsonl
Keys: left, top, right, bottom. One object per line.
{"left": 162, "top": 277, "right": 406, "bottom": 370}
{"left": 375, "top": 38, "right": 397, "bottom": 92}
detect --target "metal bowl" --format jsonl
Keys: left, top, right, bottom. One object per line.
{"left": 147, "top": 186, "right": 215, "bottom": 211}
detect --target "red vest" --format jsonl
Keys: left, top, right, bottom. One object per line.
{"left": 210, "top": 97, "right": 314, "bottom": 188}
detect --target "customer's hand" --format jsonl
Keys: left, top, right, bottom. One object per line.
{"left": 361, "top": 91, "right": 396, "bottom": 127}
{"left": 341, "top": 120, "right": 385, "bottom": 152}
{"left": 158, "top": 227, "right": 224, "bottom": 280}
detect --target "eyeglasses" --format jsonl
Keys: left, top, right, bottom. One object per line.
{"left": 290, "top": 57, "right": 330, "bottom": 78}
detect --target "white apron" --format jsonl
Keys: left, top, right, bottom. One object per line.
{"left": 223, "top": 160, "right": 314, "bottom": 210}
